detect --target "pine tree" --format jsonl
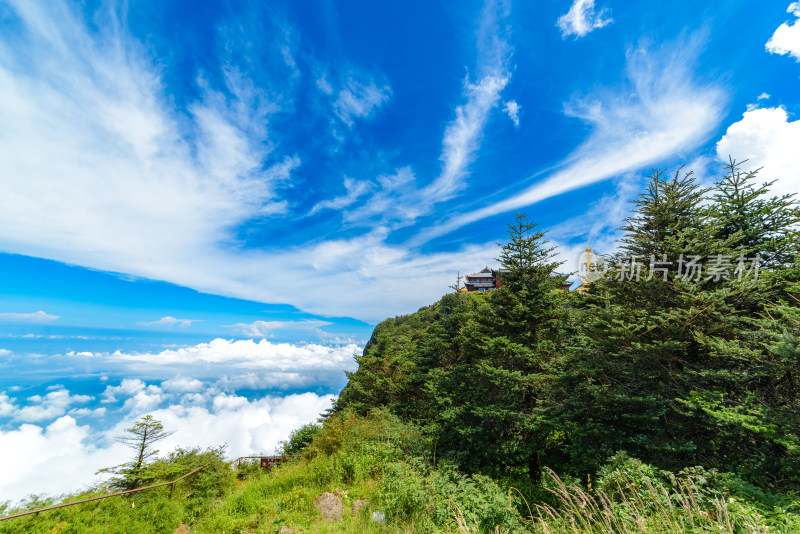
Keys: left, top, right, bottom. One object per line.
{"left": 709, "top": 156, "right": 800, "bottom": 267}
{"left": 619, "top": 168, "right": 707, "bottom": 259}
{"left": 99, "top": 415, "right": 175, "bottom": 489}
{"left": 550, "top": 164, "right": 800, "bottom": 488}
{"left": 496, "top": 213, "right": 561, "bottom": 293}
{"left": 449, "top": 271, "right": 463, "bottom": 292}
{"left": 426, "top": 213, "right": 566, "bottom": 481}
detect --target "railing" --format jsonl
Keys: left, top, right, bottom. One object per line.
{"left": 233, "top": 455, "right": 289, "bottom": 469}
{"left": 0, "top": 463, "right": 209, "bottom": 523}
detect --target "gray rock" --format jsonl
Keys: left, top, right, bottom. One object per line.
{"left": 278, "top": 527, "right": 293, "bottom": 534}
{"left": 372, "top": 511, "right": 386, "bottom": 524}
{"left": 174, "top": 524, "right": 191, "bottom": 534}
{"left": 313, "top": 492, "right": 343, "bottom": 522}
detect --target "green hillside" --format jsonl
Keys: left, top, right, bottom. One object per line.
{"left": 2, "top": 161, "right": 799, "bottom": 532}
{"left": 3, "top": 408, "right": 799, "bottom": 533}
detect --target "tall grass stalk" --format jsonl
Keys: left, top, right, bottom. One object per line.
{"left": 452, "top": 468, "right": 774, "bottom": 534}
{"left": 528, "top": 468, "right": 765, "bottom": 534}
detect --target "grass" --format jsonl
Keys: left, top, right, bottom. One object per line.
{"left": 2, "top": 411, "right": 799, "bottom": 533}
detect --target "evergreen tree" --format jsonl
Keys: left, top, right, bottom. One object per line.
{"left": 619, "top": 168, "right": 708, "bottom": 260}
{"left": 550, "top": 165, "right": 800, "bottom": 488}
{"left": 709, "top": 156, "right": 800, "bottom": 267}
{"left": 426, "top": 213, "right": 566, "bottom": 481}
{"left": 99, "top": 415, "right": 175, "bottom": 489}
{"left": 449, "top": 271, "right": 463, "bottom": 292}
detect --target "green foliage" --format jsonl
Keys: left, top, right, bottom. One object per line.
{"left": 4, "top": 411, "right": 799, "bottom": 533}
{"left": 5, "top": 158, "right": 799, "bottom": 532}
{"left": 711, "top": 157, "right": 800, "bottom": 267}
{"left": 496, "top": 212, "right": 562, "bottom": 293}
{"left": 379, "top": 459, "right": 520, "bottom": 532}
{"left": 530, "top": 459, "right": 800, "bottom": 534}
{"left": 337, "top": 160, "right": 800, "bottom": 496}
{"left": 547, "top": 164, "right": 800, "bottom": 486}
{"left": 338, "top": 213, "right": 570, "bottom": 483}
{"left": 98, "top": 415, "right": 176, "bottom": 490}
{"left": 279, "top": 422, "right": 323, "bottom": 456}
{"left": 146, "top": 446, "right": 233, "bottom": 518}
{"left": 0, "top": 444, "right": 232, "bottom": 533}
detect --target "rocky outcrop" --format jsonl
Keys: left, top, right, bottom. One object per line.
{"left": 312, "top": 492, "right": 343, "bottom": 522}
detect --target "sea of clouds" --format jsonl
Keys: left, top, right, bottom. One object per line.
{"left": 0, "top": 339, "right": 361, "bottom": 503}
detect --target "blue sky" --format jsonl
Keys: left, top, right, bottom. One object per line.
{"left": 1, "top": 0, "right": 799, "bottom": 502}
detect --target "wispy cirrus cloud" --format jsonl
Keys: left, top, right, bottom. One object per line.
{"left": 417, "top": 33, "right": 725, "bottom": 241}
{"left": 309, "top": 177, "right": 374, "bottom": 214}
{"left": 503, "top": 100, "right": 520, "bottom": 127}
{"left": 557, "top": 0, "right": 613, "bottom": 39}
{"left": 766, "top": 3, "right": 800, "bottom": 61}
{"left": 422, "top": 73, "right": 509, "bottom": 203}
{"left": 327, "top": 0, "right": 513, "bottom": 229}
{"left": 333, "top": 77, "right": 392, "bottom": 127}
{"left": 316, "top": 68, "right": 392, "bottom": 133}
{"left": 0, "top": 311, "right": 59, "bottom": 323}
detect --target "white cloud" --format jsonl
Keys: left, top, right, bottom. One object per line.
{"left": 503, "top": 100, "right": 520, "bottom": 127}
{"left": 161, "top": 378, "right": 205, "bottom": 393}
{"left": 101, "top": 379, "right": 160, "bottom": 403}
{"left": 0, "top": 416, "right": 127, "bottom": 503}
{"left": 0, "top": 392, "right": 333, "bottom": 503}
{"left": 758, "top": 92, "right": 771, "bottom": 101}
{"left": 137, "top": 316, "right": 201, "bottom": 328}
{"left": 335, "top": 0, "right": 512, "bottom": 229}
{"left": 0, "top": 311, "right": 59, "bottom": 323}
{"left": 0, "top": 393, "right": 16, "bottom": 416}
{"left": 316, "top": 74, "right": 334, "bottom": 95}
{"left": 333, "top": 77, "right": 391, "bottom": 127}
{"left": 12, "top": 388, "right": 93, "bottom": 423}
{"left": 416, "top": 34, "right": 725, "bottom": 241}
{"left": 766, "top": 3, "right": 800, "bottom": 61}
{"left": 2, "top": 336, "right": 369, "bottom": 400}
{"left": 44, "top": 338, "right": 363, "bottom": 391}
{"left": 339, "top": 168, "right": 419, "bottom": 225}
{"left": 228, "top": 319, "right": 333, "bottom": 338}
{"left": 116, "top": 338, "right": 358, "bottom": 369}
{"left": 557, "top": 0, "right": 613, "bottom": 38}
{"left": 424, "top": 73, "right": 509, "bottom": 203}
{"left": 0, "top": 348, "right": 11, "bottom": 356}
{"left": 716, "top": 107, "right": 800, "bottom": 199}
{"left": 0, "top": 0, "right": 525, "bottom": 324}
{"left": 309, "top": 177, "right": 374, "bottom": 214}
{"left": 68, "top": 407, "right": 106, "bottom": 418}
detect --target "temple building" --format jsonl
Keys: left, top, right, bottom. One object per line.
{"left": 463, "top": 267, "right": 499, "bottom": 291}
{"left": 463, "top": 267, "right": 573, "bottom": 292}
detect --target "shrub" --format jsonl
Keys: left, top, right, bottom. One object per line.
{"left": 279, "top": 423, "right": 323, "bottom": 456}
